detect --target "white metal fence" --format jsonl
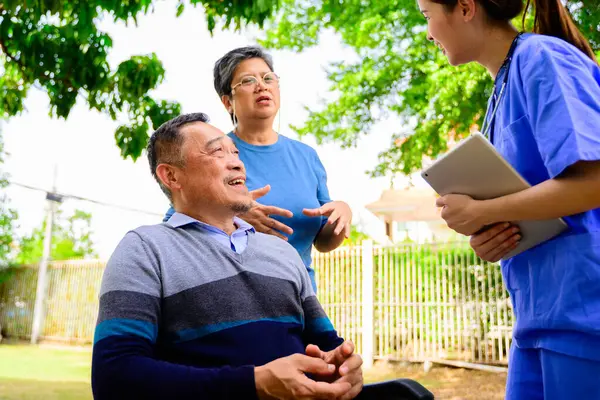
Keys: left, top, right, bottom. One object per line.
{"left": 314, "top": 241, "right": 513, "bottom": 366}
{"left": 0, "top": 260, "right": 104, "bottom": 343}
{"left": 1, "top": 241, "right": 513, "bottom": 366}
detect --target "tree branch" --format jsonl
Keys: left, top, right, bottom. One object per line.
{"left": 0, "top": 13, "right": 91, "bottom": 105}
{"left": 0, "top": 10, "right": 78, "bottom": 93}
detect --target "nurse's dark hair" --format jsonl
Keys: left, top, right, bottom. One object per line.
{"left": 433, "top": 0, "right": 597, "bottom": 62}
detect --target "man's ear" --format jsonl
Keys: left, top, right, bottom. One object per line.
{"left": 156, "top": 163, "right": 183, "bottom": 193}
{"left": 457, "top": 0, "right": 476, "bottom": 21}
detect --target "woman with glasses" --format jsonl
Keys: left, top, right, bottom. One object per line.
{"left": 164, "top": 46, "right": 352, "bottom": 292}
{"left": 420, "top": 0, "right": 600, "bottom": 398}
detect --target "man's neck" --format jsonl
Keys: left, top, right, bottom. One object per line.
{"left": 234, "top": 119, "right": 277, "bottom": 145}
{"left": 175, "top": 206, "right": 238, "bottom": 235}
{"left": 476, "top": 24, "right": 520, "bottom": 80}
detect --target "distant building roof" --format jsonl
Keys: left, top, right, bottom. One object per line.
{"left": 366, "top": 187, "right": 442, "bottom": 222}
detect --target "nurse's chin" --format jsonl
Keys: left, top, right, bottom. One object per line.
{"left": 446, "top": 54, "right": 472, "bottom": 67}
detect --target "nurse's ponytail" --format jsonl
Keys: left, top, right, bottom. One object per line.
{"left": 433, "top": 0, "right": 597, "bottom": 62}
{"left": 526, "top": 0, "right": 597, "bottom": 62}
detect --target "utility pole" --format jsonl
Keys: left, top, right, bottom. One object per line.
{"left": 30, "top": 168, "right": 62, "bottom": 344}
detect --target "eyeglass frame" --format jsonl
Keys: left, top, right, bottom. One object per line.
{"left": 230, "top": 71, "right": 280, "bottom": 94}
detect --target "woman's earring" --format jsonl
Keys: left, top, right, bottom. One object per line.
{"left": 232, "top": 101, "right": 238, "bottom": 128}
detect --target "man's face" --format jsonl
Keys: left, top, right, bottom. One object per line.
{"left": 177, "top": 122, "right": 252, "bottom": 214}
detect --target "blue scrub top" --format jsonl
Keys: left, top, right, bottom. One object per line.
{"left": 490, "top": 33, "right": 600, "bottom": 361}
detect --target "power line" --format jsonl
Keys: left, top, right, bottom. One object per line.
{"left": 8, "top": 181, "right": 164, "bottom": 217}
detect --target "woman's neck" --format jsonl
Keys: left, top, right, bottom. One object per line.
{"left": 476, "top": 24, "right": 520, "bottom": 80}
{"left": 234, "top": 119, "right": 278, "bottom": 145}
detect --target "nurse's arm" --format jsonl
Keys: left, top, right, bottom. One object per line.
{"left": 482, "top": 160, "right": 600, "bottom": 224}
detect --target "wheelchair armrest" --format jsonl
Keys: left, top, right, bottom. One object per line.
{"left": 356, "top": 378, "right": 435, "bottom": 400}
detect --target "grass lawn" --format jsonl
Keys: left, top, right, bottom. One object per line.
{"left": 0, "top": 342, "right": 506, "bottom": 399}
{"left": 0, "top": 342, "right": 92, "bottom": 400}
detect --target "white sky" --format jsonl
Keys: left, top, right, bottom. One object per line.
{"left": 2, "top": 3, "right": 425, "bottom": 259}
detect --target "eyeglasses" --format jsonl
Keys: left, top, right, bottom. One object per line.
{"left": 231, "top": 72, "right": 280, "bottom": 93}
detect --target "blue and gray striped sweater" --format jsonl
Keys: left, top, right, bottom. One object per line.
{"left": 91, "top": 222, "right": 343, "bottom": 399}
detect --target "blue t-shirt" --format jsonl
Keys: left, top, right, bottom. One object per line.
{"left": 163, "top": 133, "right": 331, "bottom": 291}
{"left": 490, "top": 33, "right": 600, "bottom": 361}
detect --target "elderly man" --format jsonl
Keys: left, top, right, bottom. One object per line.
{"left": 91, "top": 112, "right": 363, "bottom": 400}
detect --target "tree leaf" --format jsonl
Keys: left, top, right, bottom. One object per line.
{"left": 260, "top": 0, "right": 600, "bottom": 176}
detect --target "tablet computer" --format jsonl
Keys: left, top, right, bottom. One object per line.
{"left": 420, "top": 132, "right": 568, "bottom": 260}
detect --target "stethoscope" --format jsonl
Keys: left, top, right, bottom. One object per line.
{"left": 481, "top": 32, "right": 523, "bottom": 143}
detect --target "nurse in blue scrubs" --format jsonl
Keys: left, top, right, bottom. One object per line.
{"left": 417, "top": 0, "right": 600, "bottom": 398}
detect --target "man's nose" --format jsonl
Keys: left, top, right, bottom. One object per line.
{"left": 228, "top": 155, "right": 244, "bottom": 171}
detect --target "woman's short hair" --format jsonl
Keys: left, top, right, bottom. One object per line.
{"left": 213, "top": 46, "right": 275, "bottom": 98}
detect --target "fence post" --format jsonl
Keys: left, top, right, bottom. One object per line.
{"left": 362, "top": 239, "right": 374, "bottom": 369}
{"left": 31, "top": 190, "right": 62, "bottom": 344}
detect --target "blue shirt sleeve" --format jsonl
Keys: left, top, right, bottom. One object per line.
{"left": 313, "top": 150, "right": 332, "bottom": 206}
{"left": 313, "top": 150, "right": 332, "bottom": 229}
{"left": 520, "top": 41, "right": 600, "bottom": 178}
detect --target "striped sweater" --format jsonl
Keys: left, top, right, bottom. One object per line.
{"left": 91, "top": 222, "right": 343, "bottom": 399}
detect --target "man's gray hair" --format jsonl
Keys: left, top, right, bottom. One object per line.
{"left": 147, "top": 112, "right": 210, "bottom": 202}
{"left": 213, "top": 46, "right": 275, "bottom": 98}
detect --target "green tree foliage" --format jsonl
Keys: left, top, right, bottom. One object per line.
{"left": 15, "top": 208, "right": 97, "bottom": 265}
{"left": 344, "top": 224, "right": 371, "bottom": 245}
{"left": 0, "top": 0, "right": 281, "bottom": 160}
{"left": 261, "top": 1, "right": 600, "bottom": 176}
{"left": 0, "top": 135, "right": 16, "bottom": 274}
